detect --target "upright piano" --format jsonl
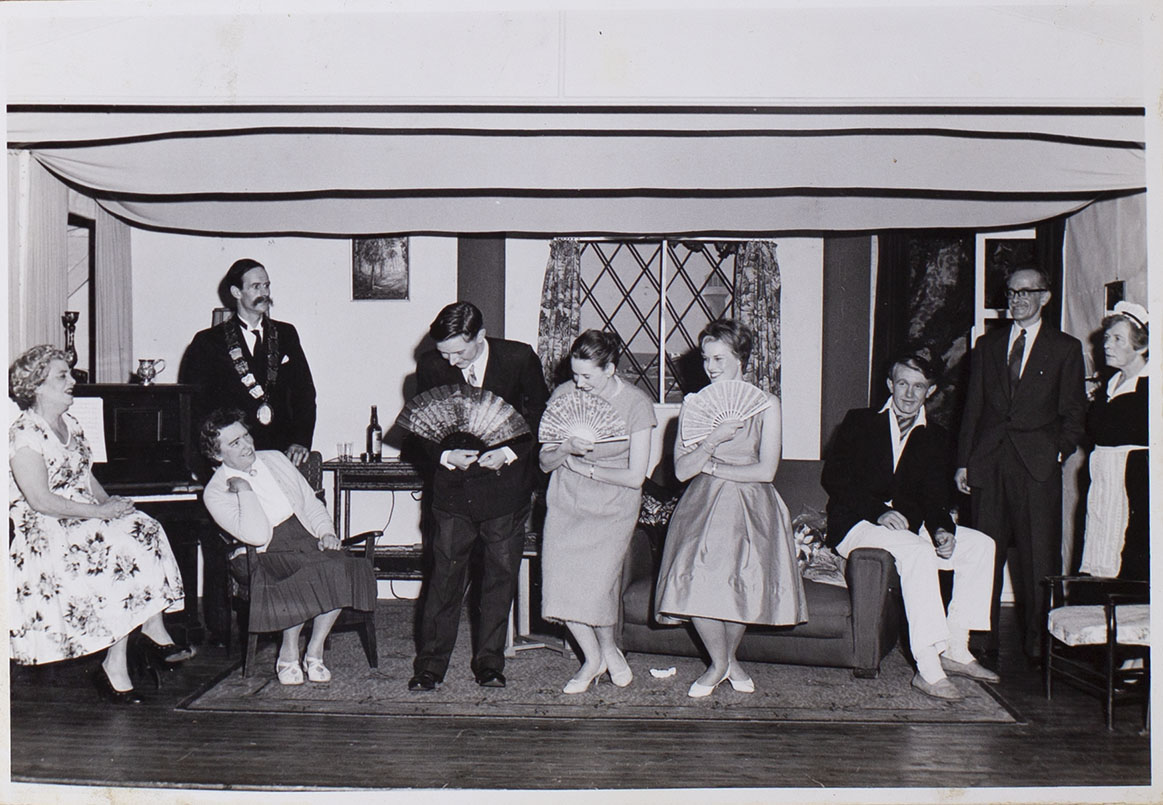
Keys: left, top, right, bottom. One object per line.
{"left": 73, "top": 383, "right": 223, "bottom": 644}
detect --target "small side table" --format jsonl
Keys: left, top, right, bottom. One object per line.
{"left": 322, "top": 457, "right": 424, "bottom": 542}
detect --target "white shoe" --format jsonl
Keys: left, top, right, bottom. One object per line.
{"left": 304, "top": 655, "right": 331, "bottom": 683}
{"left": 606, "top": 648, "right": 633, "bottom": 688}
{"left": 276, "top": 658, "right": 304, "bottom": 686}
{"left": 688, "top": 668, "right": 729, "bottom": 698}
{"left": 726, "top": 662, "right": 755, "bottom": 694}
{"left": 563, "top": 660, "right": 607, "bottom": 694}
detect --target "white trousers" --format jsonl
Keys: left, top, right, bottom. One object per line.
{"left": 836, "top": 522, "right": 995, "bottom": 653}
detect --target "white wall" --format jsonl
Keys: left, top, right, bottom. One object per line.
{"left": 132, "top": 231, "right": 458, "bottom": 553}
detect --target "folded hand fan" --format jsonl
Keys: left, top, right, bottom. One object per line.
{"left": 679, "top": 380, "right": 770, "bottom": 446}
{"left": 538, "top": 389, "right": 628, "bottom": 444}
{"left": 395, "top": 384, "right": 530, "bottom": 450}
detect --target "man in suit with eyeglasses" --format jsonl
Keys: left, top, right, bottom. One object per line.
{"left": 956, "top": 267, "right": 1087, "bottom": 667}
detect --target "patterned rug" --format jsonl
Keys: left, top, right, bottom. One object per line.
{"left": 180, "top": 601, "right": 1021, "bottom": 724}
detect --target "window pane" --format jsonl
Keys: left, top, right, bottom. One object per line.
{"left": 577, "top": 239, "right": 738, "bottom": 403}
{"left": 664, "top": 242, "right": 736, "bottom": 401}
{"left": 579, "top": 241, "right": 663, "bottom": 399}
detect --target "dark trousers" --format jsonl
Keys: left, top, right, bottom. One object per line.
{"left": 971, "top": 441, "right": 1063, "bottom": 658}
{"left": 413, "top": 504, "right": 529, "bottom": 678}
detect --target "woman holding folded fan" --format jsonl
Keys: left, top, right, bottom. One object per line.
{"left": 539, "top": 330, "right": 657, "bottom": 694}
{"left": 655, "top": 319, "right": 806, "bottom": 698}
{"left": 201, "top": 407, "right": 375, "bottom": 686}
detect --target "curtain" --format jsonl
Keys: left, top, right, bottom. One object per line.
{"left": 871, "top": 233, "right": 974, "bottom": 433}
{"left": 1060, "top": 194, "right": 1147, "bottom": 575}
{"left": 536, "top": 239, "right": 581, "bottom": 389}
{"left": 734, "top": 241, "right": 781, "bottom": 398}
{"left": 1062, "top": 195, "right": 1148, "bottom": 376}
{"left": 7, "top": 151, "right": 69, "bottom": 360}
{"left": 95, "top": 204, "right": 133, "bottom": 383}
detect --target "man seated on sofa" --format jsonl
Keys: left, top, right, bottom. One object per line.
{"left": 821, "top": 352, "right": 999, "bottom": 700}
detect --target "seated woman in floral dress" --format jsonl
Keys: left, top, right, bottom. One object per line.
{"left": 9, "top": 345, "right": 187, "bottom": 704}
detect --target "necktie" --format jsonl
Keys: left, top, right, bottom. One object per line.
{"left": 1008, "top": 328, "right": 1027, "bottom": 393}
{"left": 467, "top": 365, "right": 478, "bottom": 386}
{"left": 895, "top": 413, "right": 916, "bottom": 437}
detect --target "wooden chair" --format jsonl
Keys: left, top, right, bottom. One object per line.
{"left": 222, "top": 451, "right": 379, "bottom": 677}
{"left": 1043, "top": 574, "right": 1149, "bottom": 730}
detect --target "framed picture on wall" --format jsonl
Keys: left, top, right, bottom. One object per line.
{"left": 973, "top": 228, "right": 1035, "bottom": 342}
{"left": 352, "top": 236, "right": 409, "bottom": 300}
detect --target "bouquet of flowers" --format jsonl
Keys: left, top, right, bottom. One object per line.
{"left": 792, "top": 507, "right": 846, "bottom": 587}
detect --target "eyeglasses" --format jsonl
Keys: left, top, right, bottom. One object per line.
{"left": 1005, "top": 288, "right": 1048, "bottom": 301}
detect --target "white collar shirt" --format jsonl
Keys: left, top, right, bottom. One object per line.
{"left": 878, "top": 398, "right": 928, "bottom": 472}
{"left": 463, "top": 339, "right": 489, "bottom": 387}
{"left": 1007, "top": 317, "right": 1042, "bottom": 378}
{"left": 1108, "top": 362, "right": 1149, "bottom": 400}
{"left": 237, "top": 317, "right": 264, "bottom": 355}
{"left": 221, "top": 457, "right": 294, "bottom": 527}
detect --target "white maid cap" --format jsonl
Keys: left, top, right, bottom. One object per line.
{"left": 1107, "top": 300, "right": 1149, "bottom": 330}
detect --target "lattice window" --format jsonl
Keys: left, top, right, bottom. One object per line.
{"left": 578, "top": 240, "right": 736, "bottom": 403}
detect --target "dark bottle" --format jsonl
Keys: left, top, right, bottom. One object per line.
{"left": 366, "top": 405, "right": 382, "bottom": 462}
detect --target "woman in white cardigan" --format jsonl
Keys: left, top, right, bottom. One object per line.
{"left": 202, "top": 408, "right": 376, "bottom": 685}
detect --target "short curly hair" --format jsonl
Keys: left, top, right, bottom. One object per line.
{"left": 9, "top": 345, "right": 69, "bottom": 410}
{"left": 199, "top": 407, "right": 249, "bottom": 461}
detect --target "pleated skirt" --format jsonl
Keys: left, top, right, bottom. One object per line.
{"left": 231, "top": 516, "right": 376, "bottom": 632}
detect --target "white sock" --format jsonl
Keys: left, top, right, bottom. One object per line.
{"left": 941, "top": 628, "right": 975, "bottom": 664}
{"left": 914, "top": 644, "right": 946, "bottom": 684}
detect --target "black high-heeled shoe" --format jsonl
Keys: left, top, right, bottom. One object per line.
{"left": 130, "top": 636, "right": 164, "bottom": 690}
{"left": 92, "top": 666, "right": 143, "bottom": 705}
{"left": 138, "top": 633, "right": 197, "bottom": 666}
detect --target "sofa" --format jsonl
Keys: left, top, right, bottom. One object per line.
{"left": 619, "top": 524, "right": 903, "bottom": 678}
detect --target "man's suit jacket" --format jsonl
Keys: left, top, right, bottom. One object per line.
{"left": 957, "top": 324, "right": 1086, "bottom": 485}
{"left": 180, "top": 318, "right": 317, "bottom": 455}
{"left": 416, "top": 337, "right": 548, "bottom": 521}
{"left": 822, "top": 407, "right": 956, "bottom": 549}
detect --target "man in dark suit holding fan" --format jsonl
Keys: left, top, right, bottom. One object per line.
{"left": 956, "top": 267, "right": 1087, "bottom": 665}
{"left": 408, "top": 302, "right": 548, "bottom": 691}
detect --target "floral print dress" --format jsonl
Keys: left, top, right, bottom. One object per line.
{"left": 8, "top": 409, "right": 184, "bottom": 664}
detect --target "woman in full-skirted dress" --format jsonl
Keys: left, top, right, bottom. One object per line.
{"left": 655, "top": 319, "right": 806, "bottom": 697}
{"left": 8, "top": 345, "right": 187, "bottom": 704}
{"left": 540, "top": 330, "right": 657, "bottom": 693}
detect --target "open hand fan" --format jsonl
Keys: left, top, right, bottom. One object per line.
{"left": 538, "top": 389, "right": 628, "bottom": 444}
{"left": 395, "top": 384, "right": 530, "bottom": 450}
{"left": 679, "top": 379, "right": 770, "bottom": 446}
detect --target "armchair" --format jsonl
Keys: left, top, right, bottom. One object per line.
{"left": 220, "top": 451, "right": 379, "bottom": 676}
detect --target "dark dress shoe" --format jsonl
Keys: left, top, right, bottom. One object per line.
{"left": 140, "top": 633, "right": 197, "bottom": 665}
{"left": 407, "top": 671, "right": 441, "bottom": 691}
{"left": 475, "top": 669, "right": 506, "bottom": 688}
{"left": 92, "top": 667, "right": 143, "bottom": 705}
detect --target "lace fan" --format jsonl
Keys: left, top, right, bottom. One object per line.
{"left": 538, "top": 390, "right": 628, "bottom": 444}
{"left": 395, "top": 384, "right": 530, "bottom": 450}
{"left": 679, "top": 380, "right": 770, "bottom": 446}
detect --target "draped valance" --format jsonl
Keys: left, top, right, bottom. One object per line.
{"left": 8, "top": 106, "right": 1146, "bottom": 238}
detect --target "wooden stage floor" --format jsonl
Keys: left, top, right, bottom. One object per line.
{"left": 6, "top": 606, "right": 1152, "bottom": 801}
